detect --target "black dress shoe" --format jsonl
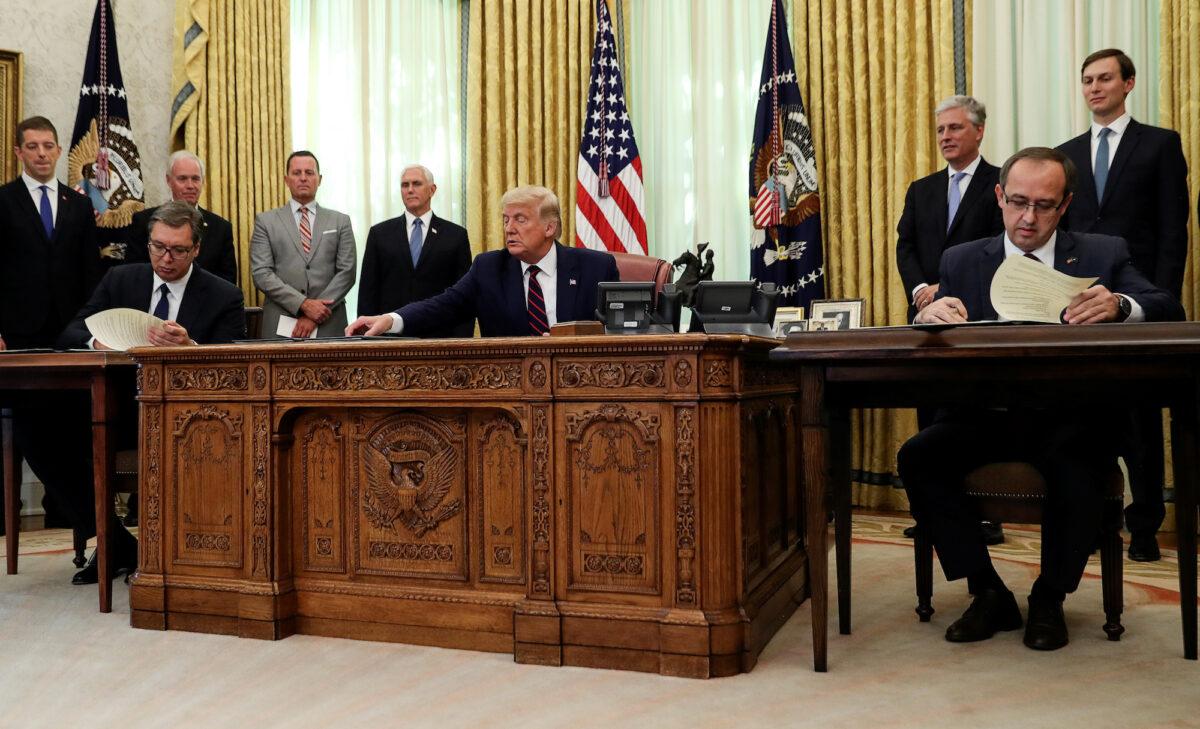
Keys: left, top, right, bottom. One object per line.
{"left": 1128, "top": 533, "right": 1161, "bottom": 562}
{"left": 70, "top": 542, "right": 137, "bottom": 585}
{"left": 903, "top": 524, "right": 917, "bottom": 539}
{"left": 945, "top": 588, "right": 1023, "bottom": 642}
{"left": 1024, "top": 596, "right": 1069, "bottom": 650}
{"left": 981, "top": 521, "right": 1005, "bottom": 546}
{"left": 72, "top": 553, "right": 98, "bottom": 585}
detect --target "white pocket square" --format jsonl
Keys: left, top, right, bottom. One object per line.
{"left": 322, "top": 229, "right": 337, "bottom": 235}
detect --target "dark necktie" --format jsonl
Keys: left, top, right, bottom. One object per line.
{"left": 152, "top": 283, "right": 171, "bottom": 320}
{"left": 410, "top": 218, "right": 424, "bottom": 266}
{"left": 38, "top": 185, "right": 54, "bottom": 239}
{"left": 526, "top": 265, "right": 549, "bottom": 335}
{"left": 1094, "top": 127, "right": 1113, "bottom": 202}
{"left": 1023, "top": 252, "right": 1041, "bottom": 263}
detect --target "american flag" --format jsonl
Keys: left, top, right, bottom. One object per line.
{"left": 574, "top": 0, "right": 647, "bottom": 255}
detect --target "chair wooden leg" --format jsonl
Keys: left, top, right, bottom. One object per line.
{"left": 72, "top": 529, "right": 87, "bottom": 568}
{"left": 1100, "top": 526, "right": 1124, "bottom": 641}
{"left": 914, "top": 528, "right": 934, "bottom": 622}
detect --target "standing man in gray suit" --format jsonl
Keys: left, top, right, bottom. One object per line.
{"left": 251, "top": 151, "right": 356, "bottom": 338}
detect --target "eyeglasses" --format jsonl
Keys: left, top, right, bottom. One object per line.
{"left": 148, "top": 240, "right": 196, "bottom": 258}
{"left": 1001, "top": 194, "right": 1064, "bottom": 216}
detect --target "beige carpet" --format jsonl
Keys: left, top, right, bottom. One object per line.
{"left": 1, "top": 517, "right": 1196, "bottom": 729}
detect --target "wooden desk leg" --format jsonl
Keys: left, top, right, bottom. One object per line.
{"left": 3, "top": 409, "right": 19, "bottom": 575}
{"left": 831, "top": 408, "right": 852, "bottom": 636}
{"left": 1170, "top": 393, "right": 1198, "bottom": 660}
{"left": 800, "top": 368, "right": 829, "bottom": 671}
{"left": 92, "top": 375, "right": 116, "bottom": 613}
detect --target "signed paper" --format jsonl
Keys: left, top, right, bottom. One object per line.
{"left": 989, "top": 255, "right": 1097, "bottom": 323}
{"left": 276, "top": 315, "right": 319, "bottom": 339}
{"left": 85, "top": 308, "right": 164, "bottom": 351}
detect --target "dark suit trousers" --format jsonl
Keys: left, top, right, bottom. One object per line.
{"left": 1123, "top": 407, "right": 1166, "bottom": 536}
{"left": 897, "top": 408, "right": 1116, "bottom": 595}
{"left": 13, "top": 392, "right": 96, "bottom": 537}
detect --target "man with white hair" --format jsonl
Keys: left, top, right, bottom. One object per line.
{"left": 125, "top": 149, "right": 239, "bottom": 284}
{"left": 347, "top": 185, "right": 618, "bottom": 338}
{"left": 357, "top": 165, "right": 472, "bottom": 337}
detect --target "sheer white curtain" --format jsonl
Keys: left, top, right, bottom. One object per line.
{"left": 624, "top": 0, "right": 772, "bottom": 282}
{"left": 973, "top": 0, "right": 1161, "bottom": 163}
{"left": 291, "top": 0, "right": 464, "bottom": 315}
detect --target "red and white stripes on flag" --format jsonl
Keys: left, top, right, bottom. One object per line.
{"left": 574, "top": 0, "right": 647, "bottom": 256}
{"left": 753, "top": 181, "right": 781, "bottom": 228}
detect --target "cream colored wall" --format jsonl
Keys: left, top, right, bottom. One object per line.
{"left": 0, "top": 0, "right": 174, "bottom": 204}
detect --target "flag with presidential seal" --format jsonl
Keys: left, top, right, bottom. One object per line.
{"left": 749, "top": 0, "right": 823, "bottom": 308}
{"left": 67, "top": 0, "right": 146, "bottom": 260}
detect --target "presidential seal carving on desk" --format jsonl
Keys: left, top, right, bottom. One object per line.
{"left": 362, "top": 426, "right": 463, "bottom": 539}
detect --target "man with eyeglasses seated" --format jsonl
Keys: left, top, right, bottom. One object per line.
{"left": 900, "top": 146, "right": 1183, "bottom": 652}
{"left": 52, "top": 201, "right": 245, "bottom": 584}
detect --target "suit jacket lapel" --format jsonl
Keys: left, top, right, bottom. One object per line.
{"left": 933, "top": 169, "right": 949, "bottom": 236}
{"left": 1054, "top": 230, "right": 1081, "bottom": 275}
{"left": 1067, "top": 134, "right": 1100, "bottom": 210}
{"left": 556, "top": 244, "right": 581, "bottom": 322}
{"left": 415, "top": 214, "right": 440, "bottom": 270}
{"left": 979, "top": 235, "right": 1005, "bottom": 319}
{"left": 133, "top": 266, "right": 155, "bottom": 312}
{"left": 278, "top": 206, "right": 307, "bottom": 260}
{"left": 307, "top": 206, "right": 328, "bottom": 260}
{"left": 175, "top": 268, "right": 204, "bottom": 330}
{"left": 503, "top": 254, "right": 528, "bottom": 333}
{"left": 947, "top": 165, "right": 990, "bottom": 238}
{"left": 15, "top": 181, "right": 52, "bottom": 244}
{"left": 1100, "top": 120, "right": 1140, "bottom": 210}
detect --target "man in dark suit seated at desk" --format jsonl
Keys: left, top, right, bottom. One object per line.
{"left": 54, "top": 201, "right": 245, "bottom": 584}
{"left": 347, "top": 185, "right": 619, "bottom": 338}
{"left": 900, "top": 147, "right": 1184, "bottom": 651}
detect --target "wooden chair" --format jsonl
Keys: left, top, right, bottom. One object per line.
{"left": 913, "top": 462, "right": 1126, "bottom": 641}
{"left": 610, "top": 252, "right": 673, "bottom": 301}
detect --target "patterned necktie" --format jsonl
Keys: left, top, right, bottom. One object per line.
{"left": 410, "top": 218, "right": 424, "bottom": 267}
{"left": 1094, "top": 127, "right": 1113, "bottom": 202}
{"left": 299, "top": 206, "right": 312, "bottom": 254}
{"left": 946, "top": 171, "right": 967, "bottom": 232}
{"left": 152, "top": 283, "right": 171, "bottom": 320}
{"left": 38, "top": 185, "right": 54, "bottom": 239}
{"left": 526, "top": 265, "right": 549, "bottom": 335}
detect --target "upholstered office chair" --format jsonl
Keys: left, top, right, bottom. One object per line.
{"left": 913, "top": 462, "right": 1126, "bottom": 641}
{"left": 609, "top": 252, "right": 673, "bottom": 300}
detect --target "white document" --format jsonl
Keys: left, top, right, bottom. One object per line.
{"left": 989, "top": 254, "right": 1098, "bottom": 323}
{"left": 277, "top": 315, "right": 319, "bottom": 339}
{"left": 85, "top": 308, "right": 164, "bottom": 351}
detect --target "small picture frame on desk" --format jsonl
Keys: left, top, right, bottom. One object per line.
{"left": 773, "top": 306, "right": 805, "bottom": 338}
{"left": 807, "top": 318, "right": 837, "bottom": 332}
{"left": 810, "top": 298, "right": 864, "bottom": 330}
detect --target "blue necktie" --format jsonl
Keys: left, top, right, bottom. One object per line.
{"left": 152, "top": 283, "right": 170, "bottom": 320}
{"left": 409, "top": 218, "right": 424, "bottom": 267}
{"left": 946, "top": 171, "right": 966, "bottom": 232}
{"left": 38, "top": 185, "right": 54, "bottom": 239}
{"left": 1094, "top": 127, "right": 1113, "bottom": 203}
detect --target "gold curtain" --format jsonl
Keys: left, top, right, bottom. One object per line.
{"left": 169, "top": 0, "right": 291, "bottom": 301}
{"left": 791, "top": 0, "right": 963, "bottom": 509}
{"left": 1161, "top": 0, "right": 1199, "bottom": 317}
{"left": 465, "top": 0, "right": 596, "bottom": 253}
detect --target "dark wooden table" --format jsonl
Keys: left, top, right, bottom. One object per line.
{"left": 1, "top": 350, "right": 136, "bottom": 612}
{"left": 772, "top": 322, "right": 1200, "bottom": 671}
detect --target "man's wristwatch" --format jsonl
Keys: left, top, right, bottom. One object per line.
{"left": 1114, "top": 294, "right": 1132, "bottom": 322}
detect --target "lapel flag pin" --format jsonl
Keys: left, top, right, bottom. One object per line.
{"left": 1065, "top": 257, "right": 1077, "bottom": 264}
{"left": 430, "top": 228, "right": 437, "bottom": 235}
{"left": 570, "top": 278, "right": 577, "bottom": 286}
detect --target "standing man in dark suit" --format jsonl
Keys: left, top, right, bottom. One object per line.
{"left": 357, "top": 165, "right": 472, "bottom": 337}
{"left": 1057, "top": 49, "right": 1190, "bottom": 562}
{"left": 896, "top": 95, "right": 1004, "bottom": 324}
{"left": 124, "top": 150, "right": 239, "bottom": 285}
{"left": 54, "top": 201, "right": 245, "bottom": 584}
{"left": 0, "top": 116, "right": 101, "bottom": 537}
{"left": 347, "top": 185, "right": 619, "bottom": 338}
{"left": 903, "top": 147, "right": 1184, "bottom": 652}
{"left": 0, "top": 116, "right": 101, "bottom": 350}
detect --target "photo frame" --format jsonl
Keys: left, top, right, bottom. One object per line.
{"left": 772, "top": 306, "right": 806, "bottom": 338}
{"left": 807, "top": 318, "right": 837, "bottom": 332}
{"left": 0, "top": 50, "right": 21, "bottom": 181}
{"left": 809, "top": 298, "right": 865, "bottom": 330}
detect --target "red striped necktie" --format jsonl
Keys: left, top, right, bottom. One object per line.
{"left": 527, "top": 265, "right": 550, "bottom": 335}
{"left": 299, "top": 206, "right": 312, "bottom": 254}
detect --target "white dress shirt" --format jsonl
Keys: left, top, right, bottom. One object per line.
{"left": 387, "top": 245, "right": 561, "bottom": 334}
{"left": 22, "top": 172, "right": 59, "bottom": 227}
{"left": 1089, "top": 112, "right": 1132, "bottom": 172}
{"left": 150, "top": 265, "right": 195, "bottom": 323}
{"left": 1002, "top": 232, "right": 1143, "bottom": 322}
{"left": 290, "top": 199, "right": 318, "bottom": 232}
{"left": 406, "top": 210, "right": 433, "bottom": 243}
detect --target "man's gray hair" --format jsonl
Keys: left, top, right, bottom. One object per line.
{"left": 934, "top": 95, "right": 987, "bottom": 127}
{"left": 168, "top": 149, "right": 205, "bottom": 178}
{"left": 401, "top": 164, "right": 435, "bottom": 184}
{"left": 149, "top": 199, "right": 203, "bottom": 245}
{"left": 500, "top": 185, "right": 562, "bottom": 237}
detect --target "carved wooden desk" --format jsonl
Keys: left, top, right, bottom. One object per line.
{"left": 0, "top": 350, "right": 136, "bottom": 612}
{"left": 128, "top": 335, "right": 805, "bottom": 677}
{"left": 772, "top": 323, "right": 1200, "bottom": 671}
